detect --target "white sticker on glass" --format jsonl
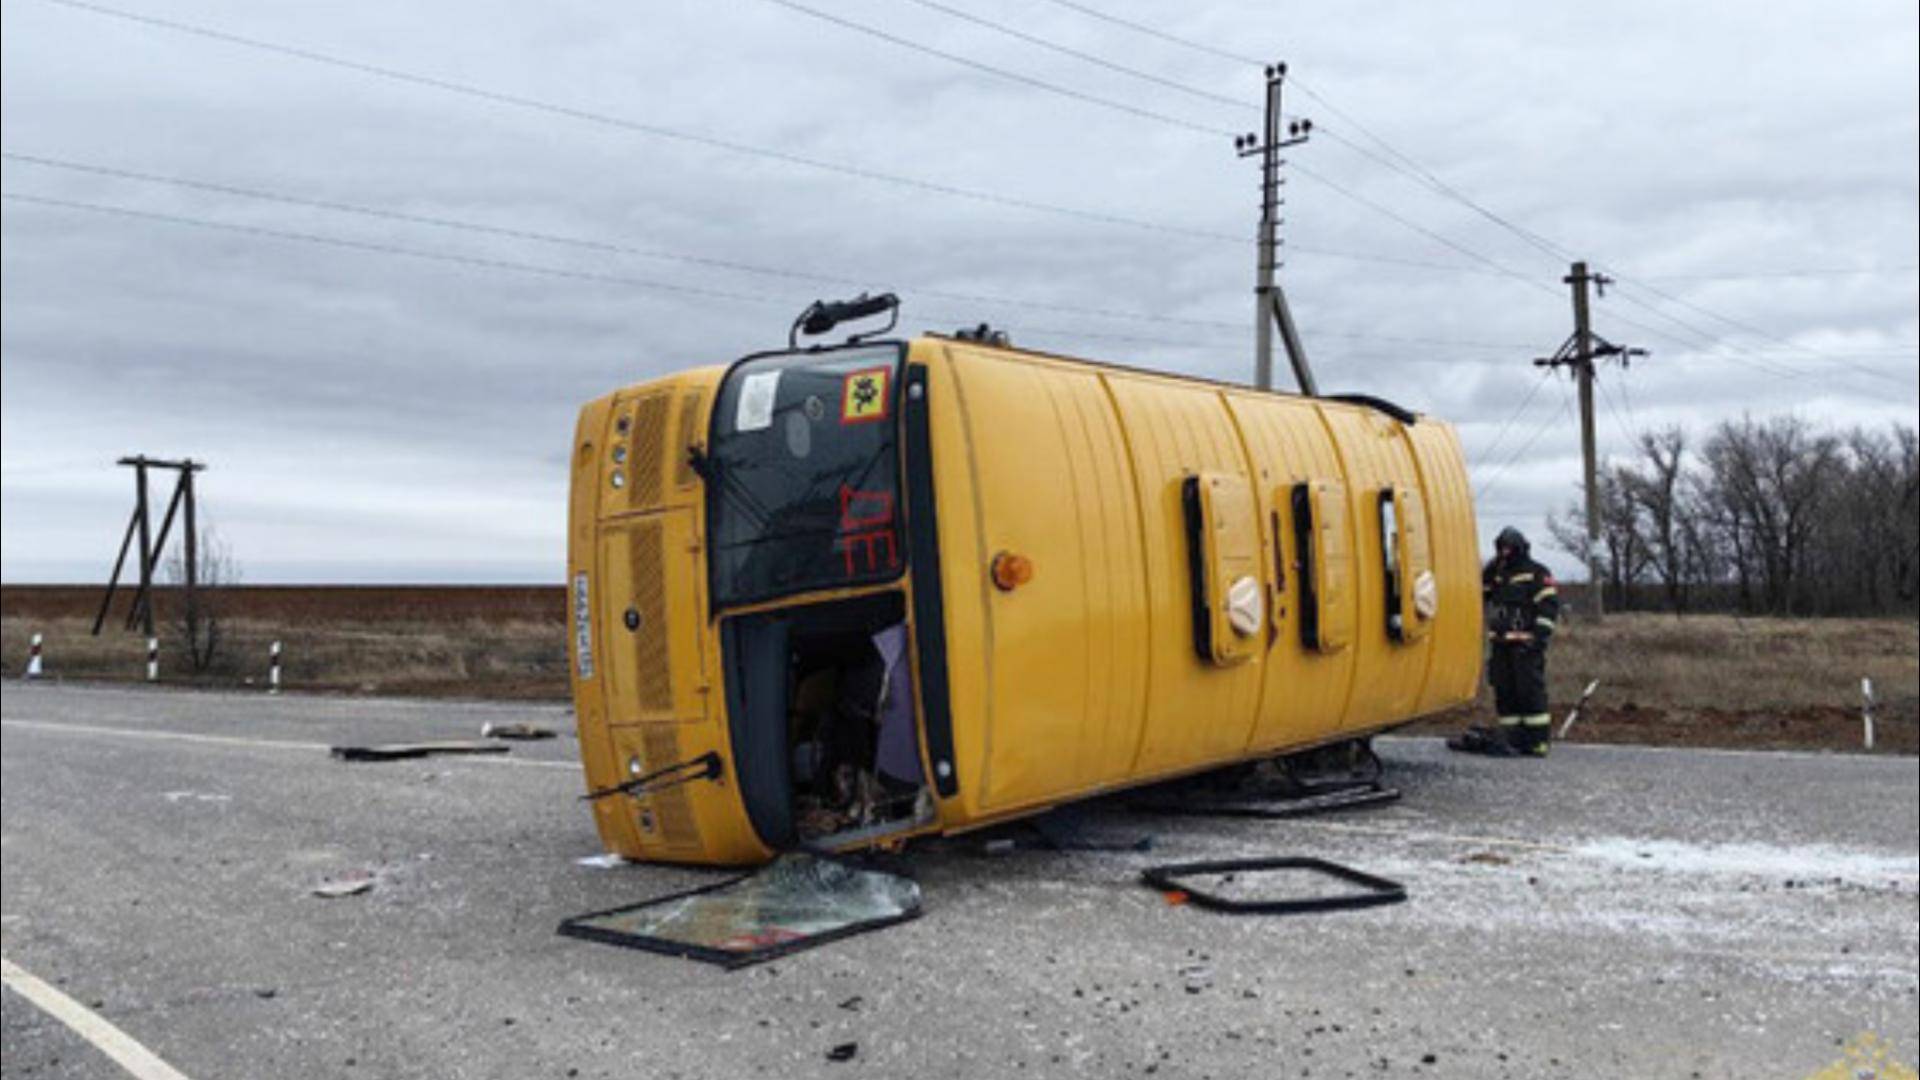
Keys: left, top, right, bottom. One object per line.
{"left": 735, "top": 371, "right": 781, "bottom": 432}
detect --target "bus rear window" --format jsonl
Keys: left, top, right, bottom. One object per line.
{"left": 707, "top": 345, "right": 905, "bottom": 610}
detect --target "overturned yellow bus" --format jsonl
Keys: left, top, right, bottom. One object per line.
{"left": 567, "top": 306, "right": 1481, "bottom": 865}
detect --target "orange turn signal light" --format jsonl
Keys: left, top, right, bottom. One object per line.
{"left": 991, "top": 551, "right": 1034, "bottom": 591}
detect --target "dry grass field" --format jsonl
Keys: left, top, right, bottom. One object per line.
{"left": 0, "top": 586, "right": 565, "bottom": 699}
{"left": 4, "top": 586, "right": 1914, "bottom": 752}
{"left": 1410, "top": 612, "right": 1918, "bottom": 753}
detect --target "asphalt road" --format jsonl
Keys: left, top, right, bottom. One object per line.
{"left": 3, "top": 682, "right": 1915, "bottom": 1080}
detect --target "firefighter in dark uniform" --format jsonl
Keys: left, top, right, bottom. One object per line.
{"left": 1449, "top": 526, "right": 1561, "bottom": 757}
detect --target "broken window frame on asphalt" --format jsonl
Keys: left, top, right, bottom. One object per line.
{"left": 557, "top": 852, "right": 922, "bottom": 969}
{"left": 1142, "top": 856, "right": 1408, "bottom": 915}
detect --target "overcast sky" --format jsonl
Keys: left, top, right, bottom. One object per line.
{"left": 3, "top": 0, "right": 1915, "bottom": 583}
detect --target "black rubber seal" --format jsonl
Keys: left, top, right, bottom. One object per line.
{"left": 1291, "top": 482, "right": 1321, "bottom": 651}
{"left": 902, "top": 363, "right": 959, "bottom": 799}
{"left": 1181, "top": 476, "right": 1213, "bottom": 663}
{"left": 1325, "top": 393, "right": 1418, "bottom": 425}
{"left": 1142, "top": 856, "right": 1408, "bottom": 915}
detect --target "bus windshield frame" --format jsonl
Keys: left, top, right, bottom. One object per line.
{"left": 706, "top": 342, "right": 908, "bottom": 613}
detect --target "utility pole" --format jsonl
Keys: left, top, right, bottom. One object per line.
{"left": 1235, "top": 63, "right": 1318, "bottom": 396}
{"left": 1570, "top": 262, "right": 1602, "bottom": 619}
{"left": 1534, "top": 262, "right": 1646, "bottom": 620}
{"left": 92, "top": 456, "right": 207, "bottom": 637}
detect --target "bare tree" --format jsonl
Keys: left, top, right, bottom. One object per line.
{"left": 1547, "top": 461, "right": 1649, "bottom": 610}
{"left": 1532, "top": 415, "right": 1914, "bottom": 617}
{"left": 1699, "top": 416, "right": 1840, "bottom": 615}
{"left": 1622, "top": 427, "right": 1692, "bottom": 613}
{"left": 164, "top": 524, "right": 238, "bottom": 673}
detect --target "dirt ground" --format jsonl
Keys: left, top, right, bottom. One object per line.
{"left": 4, "top": 586, "right": 1914, "bottom": 754}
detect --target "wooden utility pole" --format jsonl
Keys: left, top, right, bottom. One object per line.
{"left": 1569, "top": 262, "right": 1604, "bottom": 618}
{"left": 92, "top": 456, "right": 207, "bottom": 637}
{"left": 1235, "top": 63, "right": 1318, "bottom": 396}
{"left": 1534, "top": 263, "right": 1646, "bottom": 620}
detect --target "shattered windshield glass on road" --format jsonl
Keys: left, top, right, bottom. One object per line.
{"left": 707, "top": 345, "right": 905, "bottom": 610}
{"left": 559, "top": 853, "right": 922, "bottom": 967}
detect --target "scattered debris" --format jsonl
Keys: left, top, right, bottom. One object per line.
{"left": 162, "top": 790, "right": 232, "bottom": 804}
{"left": 1132, "top": 780, "right": 1399, "bottom": 819}
{"left": 838, "top": 995, "right": 864, "bottom": 1011}
{"left": 574, "top": 853, "right": 630, "bottom": 870}
{"left": 1131, "top": 744, "right": 1400, "bottom": 819}
{"left": 826, "top": 1042, "right": 859, "bottom": 1063}
{"left": 1461, "top": 851, "right": 1513, "bottom": 866}
{"left": 481, "top": 721, "right": 556, "bottom": 741}
{"left": 1024, "top": 807, "right": 1153, "bottom": 852}
{"left": 312, "top": 872, "right": 375, "bottom": 898}
{"left": 558, "top": 853, "right": 921, "bottom": 969}
{"left": 1142, "top": 857, "right": 1407, "bottom": 915}
{"left": 330, "top": 740, "right": 510, "bottom": 762}
{"left": 971, "top": 806, "right": 1153, "bottom": 855}
{"left": 1178, "top": 964, "right": 1214, "bottom": 993}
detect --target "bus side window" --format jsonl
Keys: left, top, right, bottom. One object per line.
{"left": 1378, "top": 488, "right": 1404, "bottom": 641}
{"left": 1290, "top": 480, "right": 1351, "bottom": 654}
{"left": 1378, "top": 486, "right": 1435, "bottom": 644}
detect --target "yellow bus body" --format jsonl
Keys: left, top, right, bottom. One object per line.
{"left": 567, "top": 335, "right": 1482, "bottom": 865}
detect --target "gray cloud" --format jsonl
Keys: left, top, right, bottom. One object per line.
{"left": 3, "top": 0, "right": 1915, "bottom": 582}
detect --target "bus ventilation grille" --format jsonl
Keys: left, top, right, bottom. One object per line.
{"left": 643, "top": 725, "right": 702, "bottom": 850}
{"left": 629, "top": 519, "right": 673, "bottom": 713}
{"left": 626, "top": 392, "right": 669, "bottom": 508}
{"left": 673, "top": 390, "right": 705, "bottom": 489}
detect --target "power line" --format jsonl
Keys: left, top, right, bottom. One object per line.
{"left": 2, "top": 191, "right": 781, "bottom": 306}
{"left": 757, "top": 0, "right": 1236, "bottom": 137}
{"left": 1290, "top": 161, "right": 1563, "bottom": 300}
{"left": 1603, "top": 274, "right": 1912, "bottom": 386}
{"left": 38, "top": 0, "right": 1244, "bottom": 245}
{"left": 1471, "top": 367, "right": 1553, "bottom": 470}
{"left": 755, "top": 0, "right": 1583, "bottom": 298}
{"left": 1634, "top": 265, "right": 1920, "bottom": 282}
{"left": 2, "top": 150, "right": 1237, "bottom": 330}
{"left": 885, "top": 0, "right": 1257, "bottom": 114}
{"left": 1594, "top": 369, "right": 1639, "bottom": 448}
{"left": 1474, "top": 376, "right": 1574, "bottom": 503}
{"left": 1028, "top": 0, "right": 1262, "bottom": 66}
{"left": 1031, "top": 0, "right": 1586, "bottom": 271}
{"left": 2, "top": 150, "right": 1556, "bottom": 351}
{"left": 0, "top": 190, "right": 1252, "bottom": 353}
{"left": 39, "top": 0, "right": 1533, "bottom": 283}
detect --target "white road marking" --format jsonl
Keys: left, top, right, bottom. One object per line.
{"left": 0, "top": 719, "right": 578, "bottom": 770}
{"left": 1, "top": 956, "right": 194, "bottom": 1080}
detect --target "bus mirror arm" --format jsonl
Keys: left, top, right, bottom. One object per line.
{"left": 789, "top": 293, "right": 901, "bottom": 348}
{"left": 581, "top": 751, "right": 724, "bottom": 803}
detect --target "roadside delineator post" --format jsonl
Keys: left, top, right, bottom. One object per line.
{"left": 1558, "top": 679, "right": 1601, "bottom": 739}
{"left": 146, "top": 637, "right": 159, "bottom": 682}
{"left": 25, "top": 633, "right": 44, "bottom": 679}
{"left": 1861, "top": 677, "right": 1877, "bottom": 752}
{"left": 269, "top": 640, "right": 282, "bottom": 694}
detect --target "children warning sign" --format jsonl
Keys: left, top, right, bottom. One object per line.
{"left": 840, "top": 367, "right": 890, "bottom": 424}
